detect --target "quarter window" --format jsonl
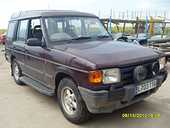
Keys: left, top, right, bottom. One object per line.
{"left": 7, "top": 21, "right": 16, "bottom": 39}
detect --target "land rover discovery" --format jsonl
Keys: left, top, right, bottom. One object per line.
{"left": 5, "top": 10, "right": 167, "bottom": 124}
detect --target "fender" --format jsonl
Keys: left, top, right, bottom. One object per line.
{"left": 53, "top": 65, "right": 81, "bottom": 87}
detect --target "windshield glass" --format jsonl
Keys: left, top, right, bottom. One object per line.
{"left": 45, "top": 17, "right": 110, "bottom": 42}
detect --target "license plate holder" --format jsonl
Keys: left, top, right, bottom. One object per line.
{"left": 136, "top": 79, "right": 157, "bottom": 95}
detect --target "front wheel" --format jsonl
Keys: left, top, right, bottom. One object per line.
{"left": 57, "top": 78, "right": 90, "bottom": 124}
{"left": 12, "top": 59, "right": 24, "bottom": 85}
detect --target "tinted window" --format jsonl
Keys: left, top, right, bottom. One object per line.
{"left": 17, "top": 20, "right": 28, "bottom": 41}
{"left": 7, "top": 21, "right": 16, "bottom": 39}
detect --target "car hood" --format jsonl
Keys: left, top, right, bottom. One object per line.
{"left": 54, "top": 40, "right": 159, "bottom": 69}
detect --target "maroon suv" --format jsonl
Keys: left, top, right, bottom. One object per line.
{"left": 5, "top": 10, "right": 167, "bottom": 124}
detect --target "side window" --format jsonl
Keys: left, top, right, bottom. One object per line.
{"left": 28, "top": 19, "right": 42, "bottom": 40}
{"left": 7, "top": 21, "right": 17, "bottom": 40}
{"left": 17, "top": 20, "right": 28, "bottom": 41}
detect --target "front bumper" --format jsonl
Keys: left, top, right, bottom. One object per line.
{"left": 79, "top": 69, "right": 167, "bottom": 114}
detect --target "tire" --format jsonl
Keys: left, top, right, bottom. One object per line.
{"left": 12, "top": 59, "right": 24, "bottom": 85}
{"left": 57, "top": 78, "right": 90, "bottom": 124}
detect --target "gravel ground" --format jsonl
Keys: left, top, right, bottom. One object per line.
{"left": 0, "top": 45, "right": 170, "bottom": 128}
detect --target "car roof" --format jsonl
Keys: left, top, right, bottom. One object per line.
{"left": 10, "top": 10, "right": 98, "bottom": 21}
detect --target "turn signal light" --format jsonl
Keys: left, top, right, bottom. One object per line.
{"left": 88, "top": 71, "right": 102, "bottom": 84}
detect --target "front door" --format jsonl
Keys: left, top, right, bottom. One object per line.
{"left": 24, "top": 18, "right": 46, "bottom": 84}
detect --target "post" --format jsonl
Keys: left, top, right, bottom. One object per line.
{"left": 136, "top": 17, "right": 139, "bottom": 38}
{"left": 123, "top": 22, "right": 126, "bottom": 34}
{"left": 109, "top": 9, "right": 112, "bottom": 33}
{"left": 161, "top": 23, "right": 166, "bottom": 38}
{"left": 145, "top": 16, "right": 149, "bottom": 37}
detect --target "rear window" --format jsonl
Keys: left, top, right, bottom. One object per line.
{"left": 7, "top": 21, "right": 17, "bottom": 39}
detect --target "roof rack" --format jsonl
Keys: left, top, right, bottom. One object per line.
{"left": 10, "top": 10, "right": 97, "bottom": 21}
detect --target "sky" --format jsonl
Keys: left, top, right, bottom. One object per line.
{"left": 0, "top": 0, "right": 170, "bottom": 28}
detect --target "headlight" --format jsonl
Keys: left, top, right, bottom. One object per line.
{"left": 159, "top": 57, "right": 166, "bottom": 69}
{"left": 102, "top": 68, "right": 120, "bottom": 84}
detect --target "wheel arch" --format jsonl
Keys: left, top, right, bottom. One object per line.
{"left": 54, "top": 67, "right": 79, "bottom": 94}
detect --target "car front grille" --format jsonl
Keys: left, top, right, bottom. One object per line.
{"left": 120, "top": 60, "right": 159, "bottom": 85}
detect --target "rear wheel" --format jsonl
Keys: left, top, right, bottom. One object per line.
{"left": 57, "top": 78, "right": 90, "bottom": 124}
{"left": 12, "top": 59, "right": 24, "bottom": 85}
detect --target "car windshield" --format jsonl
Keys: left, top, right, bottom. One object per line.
{"left": 45, "top": 17, "right": 110, "bottom": 42}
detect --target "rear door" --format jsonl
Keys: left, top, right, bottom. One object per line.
{"left": 12, "top": 20, "right": 28, "bottom": 73}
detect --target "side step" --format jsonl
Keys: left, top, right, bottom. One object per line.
{"left": 20, "top": 76, "right": 55, "bottom": 96}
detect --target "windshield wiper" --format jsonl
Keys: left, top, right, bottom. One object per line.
{"left": 97, "top": 35, "right": 110, "bottom": 39}
{"left": 71, "top": 36, "right": 91, "bottom": 40}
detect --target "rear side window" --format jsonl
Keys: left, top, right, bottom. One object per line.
{"left": 7, "top": 21, "right": 17, "bottom": 39}
{"left": 17, "top": 20, "right": 28, "bottom": 41}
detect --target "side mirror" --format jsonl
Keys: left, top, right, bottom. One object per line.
{"left": 26, "top": 38, "right": 42, "bottom": 46}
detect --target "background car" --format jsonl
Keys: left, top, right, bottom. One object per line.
{"left": 113, "top": 33, "right": 141, "bottom": 45}
{"left": 0, "top": 32, "right": 6, "bottom": 45}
